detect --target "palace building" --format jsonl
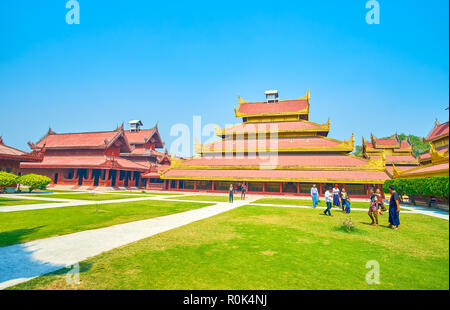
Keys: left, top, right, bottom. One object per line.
{"left": 0, "top": 136, "right": 40, "bottom": 175}
{"left": 362, "top": 134, "right": 419, "bottom": 175}
{"left": 20, "top": 122, "right": 170, "bottom": 189}
{"left": 394, "top": 119, "right": 449, "bottom": 179}
{"left": 160, "top": 90, "right": 391, "bottom": 197}
{"left": 419, "top": 120, "right": 449, "bottom": 165}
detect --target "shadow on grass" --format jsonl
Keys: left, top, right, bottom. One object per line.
{"left": 0, "top": 226, "right": 93, "bottom": 288}
{"left": 360, "top": 222, "right": 392, "bottom": 229}
{"left": 331, "top": 225, "right": 368, "bottom": 235}
{"left": 0, "top": 226, "right": 47, "bottom": 247}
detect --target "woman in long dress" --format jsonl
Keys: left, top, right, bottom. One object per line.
{"left": 332, "top": 184, "right": 340, "bottom": 208}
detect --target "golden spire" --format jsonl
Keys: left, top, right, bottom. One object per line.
{"left": 298, "top": 88, "right": 311, "bottom": 103}
{"left": 238, "top": 95, "right": 248, "bottom": 105}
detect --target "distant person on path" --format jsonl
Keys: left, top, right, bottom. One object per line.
{"left": 229, "top": 183, "right": 234, "bottom": 203}
{"left": 241, "top": 182, "right": 246, "bottom": 200}
{"left": 368, "top": 187, "right": 379, "bottom": 226}
{"left": 388, "top": 185, "right": 400, "bottom": 230}
{"left": 375, "top": 188, "right": 386, "bottom": 215}
{"left": 341, "top": 188, "right": 351, "bottom": 214}
{"left": 332, "top": 184, "right": 340, "bottom": 208}
{"left": 311, "top": 184, "right": 319, "bottom": 208}
{"left": 323, "top": 188, "right": 333, "bottom": 216}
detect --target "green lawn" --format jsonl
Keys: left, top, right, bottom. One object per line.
{"left": 0, "top": 198, "right": 59, "bottom": 207}
{"left": 27, "top": 193, "right": 148, "bottom": 201}
{"left": 11, "top": 205, "right": 448, "bottom": 290}
{"left": 0, "top": 200, "right": 211, "bottom": 247}
{"left": 170, "top": 194, "right": 242, "bottom": 202}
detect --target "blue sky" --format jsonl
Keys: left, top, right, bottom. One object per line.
{"left": 1, "top": 0, "right": 448, "bottom": 156}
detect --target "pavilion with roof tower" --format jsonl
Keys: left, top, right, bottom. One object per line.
{"left": 160, "top": 89, "right": 391, "bottom": 197}
{"left": 361, "top": 133, "right": 419, "bottom": 175}
{"left": 419, "top": 119, "right": 449, "bottom": 165}
{"left": 394, "top": 119, "right": 449, "bottom": 179}
{"left": 21, "top": 122, "right": 170, "bottom": 189}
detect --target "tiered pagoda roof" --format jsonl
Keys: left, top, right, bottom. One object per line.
{"left": 419, "top": 120, "right": 449, "bottom": 164}
{"left": 22, "top": 126, "right": 148, "bottom": 171}
{"left": 161, "top": 90, "right": 391, "bottom": 184}
{"left": 123, "top": 124, "right": 165, "bottom": 148}
{"left": 0, "top": 137, "right": 41, "bottom": 162}
{"left": 30, "top": 127, "right": 132, "bottom": 153}
{"left": 362, "top": 134, "right": 419, "bottom": 170}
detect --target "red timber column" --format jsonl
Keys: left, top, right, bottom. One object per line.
{"left": 88, "top": 169, "right": 93, "bottom": 186}
{"left": 194, "top": 181, "right": 197, "bottom": 191}
{"left": 105, "top": 170, "right": 110, "bottom": 187}
{"left": 176, "top": 180, "right": 180, "bottom": 190}
{"left": 319, "top": 183, "right": 323, "bottom": 197}
{"left": 73, "top": 169, "right": 78, "bottom": 186}
{"left": 211, "top": 181, "right": 215, "bottom": 192}
{"left": 297, "top": 182, "right": 300, "bottom": 194}
{"left": 168, "top": 179, "right": 172, "bottom": 190}
{"left": 262, "top": 182, "right": 266, "bottom": 194}
{"left": 115, "top": 171, "right": 121, "bottom": 187}
{"left": 279, "top": 182, "right": 283, "bottom": 194}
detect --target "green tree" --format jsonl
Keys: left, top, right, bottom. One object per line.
{"left": 353, "top": 145, "right": 362, "bottom": 157}
{"left": 17, "top": 174, "right": 52, "bottom": 193}
{"left": 381, "top": 133, "right": 430, "bottom": 157}
{"left": 0, "top": 171, "right": 19, "bottom": 192}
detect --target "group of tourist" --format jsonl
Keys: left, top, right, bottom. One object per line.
{"left": 225, "top": 181, "right": 401, "bottom": 230}
{"left": 311, "top": 184, "right": 401, "bottom": 230}
{"left": 228, "top": 182, "right": 246, "bottom": 202}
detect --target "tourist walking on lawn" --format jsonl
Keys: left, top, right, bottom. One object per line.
{"left": 229, "top": 183, "right": 234, "bottom": 203}
{"left": 311, "top": 184, "right": 319, "bottom": 208}
{"left": 323, "top": 188, "right": 333, "bottom": 216}
{"left": 241, "top": 182, "right": 246, "bottom": 200}
{"left": 368, "top": 187, "right": 379, "bottom": 226}
{"left": 332, "top": 184, "right": 340, "bottom": 208}
{"left": 375, "top": 188, "right": 386, "bottom": 215}
{"left": 388, "top": 185, "right": 400, "bottom": 230}
{"left": 341, "top": 188, "right": 351, "bottom": 214}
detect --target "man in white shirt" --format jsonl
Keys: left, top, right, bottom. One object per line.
{"left": 323, "top": 188, "right": 333, "bottom": 216}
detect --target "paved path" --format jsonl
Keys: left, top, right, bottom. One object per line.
{"left": 0, "top": 195, "right": 182, "bottom": 212}
{"left": 0, "top": 197, "right": 256, "bottom": 289}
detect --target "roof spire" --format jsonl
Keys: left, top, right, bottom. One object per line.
{"left": 435, "top": 118, "right": 440, "bottom": 127}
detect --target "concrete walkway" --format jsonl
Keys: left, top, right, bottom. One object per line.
{"left": 0, "top": 197, "right": 256, "bottom": 289}
{"left": 0, "top": 194, "right": 182, "bottom": 213}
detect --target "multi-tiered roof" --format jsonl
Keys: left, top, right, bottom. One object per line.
{"left": 419, "top": 120, "right": 449, "bottom": 165}
{"left": 362, "top": 133, "right": 419, "bottom": 174}
{"left": 161, "top": 90, "right": 390, "bottom": 184}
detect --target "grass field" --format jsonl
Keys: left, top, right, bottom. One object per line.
{"left": 27, "top": 193, "right": 148, "bottom": 201}
{"left": 0, "top": 200, "right": 211, "bottom": 247}
{"left": 170, "top": 195, "right": 242, "bottom": 202}
{"left": 0, "top": 197, "right": 59, "bottom": 207}
{"left": 11, "top": 204, "right": 448, "bottom": 290}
